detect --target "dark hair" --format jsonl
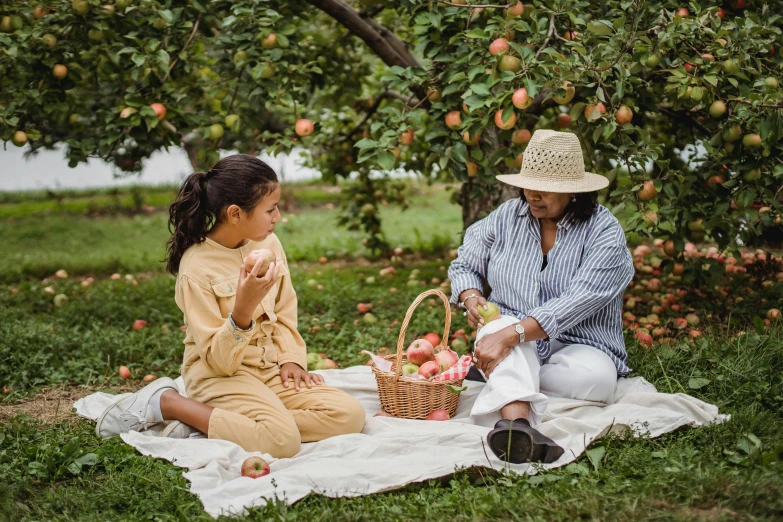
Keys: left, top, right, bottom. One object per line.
{"left": 518, "top": 189, "right": 598, "bottom": 223}
{"left": 165, "top": 154, "right": 279, "bottom": 275}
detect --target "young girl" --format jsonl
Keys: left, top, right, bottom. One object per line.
{"left": 96, "top": 154, "right": 365, "bottom": 457}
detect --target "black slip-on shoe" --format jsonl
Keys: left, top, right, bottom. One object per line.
{"left": 487, "top": 419, "right": 565, "bottom": 464}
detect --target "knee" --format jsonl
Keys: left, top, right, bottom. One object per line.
{"left": 246, "top": 417, "right": 302, "bottom": 459}
{"left": 332, "top": 395, "right": 366, "bottom": 435}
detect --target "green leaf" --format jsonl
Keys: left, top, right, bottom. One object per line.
{"left": 688, "top": 377, "right": 710, "bottom": 390}
{"left": 447, "top": 384, "right": 468, "bottom": 395}
{"left": 586, "top": 445, "right": 606, "bottom": 470}
{"left": 131, "top": 53, "right": 146, "bottom": 67}
{"left": 276, "top": 33, "right": 289, "bottom": 48}
{"left": 159, "top": 9, "right": 174, "bottom": 23}
{"left": 470, "top": 83, "right": 490, "bottom": 96}
{"left": 587, "top": 20, "right": 614, "bottom": 36}
{"left": 377, "top": 151, "right": 396, "bottom": 170}
{"left": 354, "top": 138, "right": 379, "bottom": 150}
{"left": 464, "top": 28, "right": 487, "bottom": 39}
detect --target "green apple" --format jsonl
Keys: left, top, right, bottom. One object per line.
{"left": 362, "top": 313, "right": 378, "bottom": 324}
{"left": 306, "top": 352, "right": 322, "bottom": 370}
{"left": 225, "top": 114, "right": 240, "bottom": 128}
{"left": 208, "top": 124, "right": 224, "bottom": 140}
{"left": 42, "top": 34, "right": 57, "bottom": 48}
{"left": 401, "top": 363, "right": 419, "bottom": 375}
{"left": 478, "top": 302, "right": 501, "bottom": 323}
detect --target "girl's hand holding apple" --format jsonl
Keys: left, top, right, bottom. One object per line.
{"left": 232, "top": 258, "right": 280, "bottom": 329}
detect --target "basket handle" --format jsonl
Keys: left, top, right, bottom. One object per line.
{"left": 394, "top": 289, "right": 452, "bottom": 377}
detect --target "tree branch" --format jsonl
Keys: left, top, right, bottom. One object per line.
{"left": 306, "top": 0, "right": 418, "bottom": 69}
{"left": 727, "top": 98, "right": 783, "bottom": 109}
{"left": 336, "top": 90, "right": 409, "bottom": 142}
{"left": 535, "top": 15, "right": 557, "bottom": 60}
{"left": 656, "top": 105, "right": 711, "bottom": 136}
{"left": 162, "top": 13, "right": 201, "bottom": 83}
{"left": 437, "top": 1, "right": 512, "bottom": 7}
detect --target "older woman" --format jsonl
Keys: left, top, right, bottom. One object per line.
{"left": 449, "top": 130, "right": 634, "bottom": 464}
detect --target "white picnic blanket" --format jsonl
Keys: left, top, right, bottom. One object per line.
{"left": 74, "top": 366, "right": 727, "bottom": 518}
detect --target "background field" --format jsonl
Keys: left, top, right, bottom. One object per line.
{"left": 1, "top": 182, "right": 781, "bottom": 521}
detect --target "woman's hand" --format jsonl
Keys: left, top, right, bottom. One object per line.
{"left": 474, "top": 326, "right": 517, "bottom": 377}
{"left": 280, "top": 362, "right": 324, "bottom": 391}
{"left": 465, "top": 295, "right": 489, "bottom": 329}
{"left": 232, "top": 260, "right": 281, "bottom": 328}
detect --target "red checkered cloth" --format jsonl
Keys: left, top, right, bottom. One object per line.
{"left": 432, "top": 354, "right": 473, "bottom": 382}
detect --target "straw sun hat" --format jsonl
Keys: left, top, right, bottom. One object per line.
{"left": 496, "top": 129, "right": 609, "bottom": 193}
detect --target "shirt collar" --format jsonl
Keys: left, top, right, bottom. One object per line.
{"left": 517, "top": 200, "right": 577, "bottom": 230}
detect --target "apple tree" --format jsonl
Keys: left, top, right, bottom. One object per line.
{"left": 1, "top": 0, "right": 781, "bottom": 261}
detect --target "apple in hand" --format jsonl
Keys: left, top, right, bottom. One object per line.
{"left": 241, "top": 456, "right": 270, "bottom": 478}
{"left": 478, "top": 302, "right": 501, "bottom": 324}
{"left": 406, "top": 339, "right": 435, "bottom": 365}
{"left": 244, "top": 249, "right": 276, "bottom": 275}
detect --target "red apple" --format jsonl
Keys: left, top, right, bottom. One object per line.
{"left": 584, "top": 102, "right": 606, "bottom": 120}
{"left": 407, "top": 339, "right": 435, "bottom": 366}
{"left": 445, "top": 111, "right": 462, "bottom": 130}
{"left": 507, "top": 2, "right": 524, "bottom": 16}
{"left": 52, "top": 64, "right": 68, "bottom": 79}
{"left": 512, "top": 88, "right": 532, "bottom": 109}
{"left": 241, "top": 456, "right": 271, "bottom": 478}
{"left": 424, "top": 333, "right": 441, "bottom": 346}
{"left": 132, "top": 319, "right": 147, "bottom": 331}
{"left": 295, "top": 119, "right": 314, "bottom": 137}
{"left": 616, "top": 105, "right": 633, "bottom": 125}
{"left": 511, "top": 128, "right": 531, "bottom": 144}
{"left": 637, "top": 180, "right": 658, "bottom": 201}
{"left": 768, "top": 309, "right": 780, "bottom": 321}
{"left": 357, "top": 302, "right": 373, "bottom": 314}
{"left": 676, "top": 8, "right": 689, "bottom": 17}
{"left": 261, "top": 33, "right": 278, "bottom": 49}
{"left": 143, "top": 374, "right": 157, "bottom": 383}
{"left": 494, "top": 109, "right": 516, "bottom": 130}
{"left": 557, "top": 113, "right": 571, "bottom": 128}
{"left": 435, "top": 348, "right": 459, "bottom": 372}
{"left": 463, "top": 130, "right": 481, "bottom": 145}
{"left": 634, "top": 331, "right": 653, "bottom": 348}
{"left": 400, "top": 129, "right": 414, "bottom": 145}
{"left": 418, "top": 360, "right": 440, "bottom": 379}
{"left": 119, "top": 366, "right": 131, "bottom": 379}
{"left": 425, "top": 409, "right": 450, "bottom": 421}
{"left": 489, "top": 38, "right": 510, "bottom": 56}
{"left": 717, "top": 8, "right": 725, "bottom": 19}
{"left": 244, "top": 249, "right": 275, "bottom": 275}
{"left": 150, "top": 103, "right": 166, "bottom": 120}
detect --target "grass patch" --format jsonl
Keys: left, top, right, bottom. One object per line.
{"left": 0, "top": 183, "right": 461, "bottom": 284}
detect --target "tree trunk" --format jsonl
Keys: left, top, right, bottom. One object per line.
{"left": 458, "top": 179, "right": 519, "bottom": 231}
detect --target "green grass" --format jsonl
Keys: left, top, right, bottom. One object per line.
{"left": 1, "top": 186, "right": 782, "bottom": 521}
{"left": 0, "top": 183, "right": 460, "bottom": 284}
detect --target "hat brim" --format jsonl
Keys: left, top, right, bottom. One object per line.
{"left": 496, "top": 172, "right": 610, "bottom": 193}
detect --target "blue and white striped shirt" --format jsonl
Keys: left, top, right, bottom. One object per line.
{"left": 448, "top": 198, "right": 635, "bottom": 376}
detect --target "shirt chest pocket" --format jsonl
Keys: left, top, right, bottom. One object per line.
{"left": 209, "top": 270, "right": 284, "bottom": 322}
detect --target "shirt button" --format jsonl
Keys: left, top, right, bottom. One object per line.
{"left": 234, "top": 335, "right": 242, "bottom": 342}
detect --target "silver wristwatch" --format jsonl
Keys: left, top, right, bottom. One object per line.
{"left": 514, "top": 322, "right": 526, "bottom": 344}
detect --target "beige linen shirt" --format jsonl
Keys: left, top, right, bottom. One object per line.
{"left": 175, "top": 234, "right": 306, "bottom": 378}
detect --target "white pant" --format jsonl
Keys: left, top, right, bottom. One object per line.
{"left": 471, "top": 315, "right": 618, "bottom": 425}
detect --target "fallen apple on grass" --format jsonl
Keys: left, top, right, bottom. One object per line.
{"left": 241, "top": 456, "right": 270, "bottom": 478}
{"left": 143, "top": 374, "right": 157, "bottom": 383}
{"left": 119, "top": 366, "right": 131, "bottom": 380}
{"left": 132, "top": 319, "right": 147, "bottom": 331}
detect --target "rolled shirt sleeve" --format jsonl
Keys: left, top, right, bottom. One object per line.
{"left": 271, "top": 257, "right": 307, "bottom": 370}
{"left": 448, "top": 208, "right": 498, "bottom": 305}
{"left": 176, "top": 275, "right": 254, "bottom": 377}
{"left": 527, "top": 225, "right": 634, "bottom": 340}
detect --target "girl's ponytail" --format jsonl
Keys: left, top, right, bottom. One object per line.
{"left": 164, "top": 154, "right": 279, "bottom": 275}
{"left": 166, "top": 171, "right": 214, "bottom": 275}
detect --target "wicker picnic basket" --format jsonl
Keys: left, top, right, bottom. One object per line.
{"left": 371, "top": 289, "right": 465, "bottom": 419}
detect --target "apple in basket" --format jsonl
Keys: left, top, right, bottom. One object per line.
{"left": 401, "top": 363, "right": 419, "bottom": 375}
{"left": 241, "top": 456, "right": 270, "bottom": 478}
{"left": 244, "top": 249, "right": 276, "bottom": 276}
{"left": 435, "top": 349, "right": 459, "bottom": 373}
{"left": 425, "top": 409, "right": 450, "bottom": 421}
{"left": 406, "top": 339, "right": 435, "bottom": 365}
{"left": 418, "top": 360, "right": 440, "bottom": 379}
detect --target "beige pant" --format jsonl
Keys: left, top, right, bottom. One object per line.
{"left": 183, "top": 343, "right": 365, "bottom": 458}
